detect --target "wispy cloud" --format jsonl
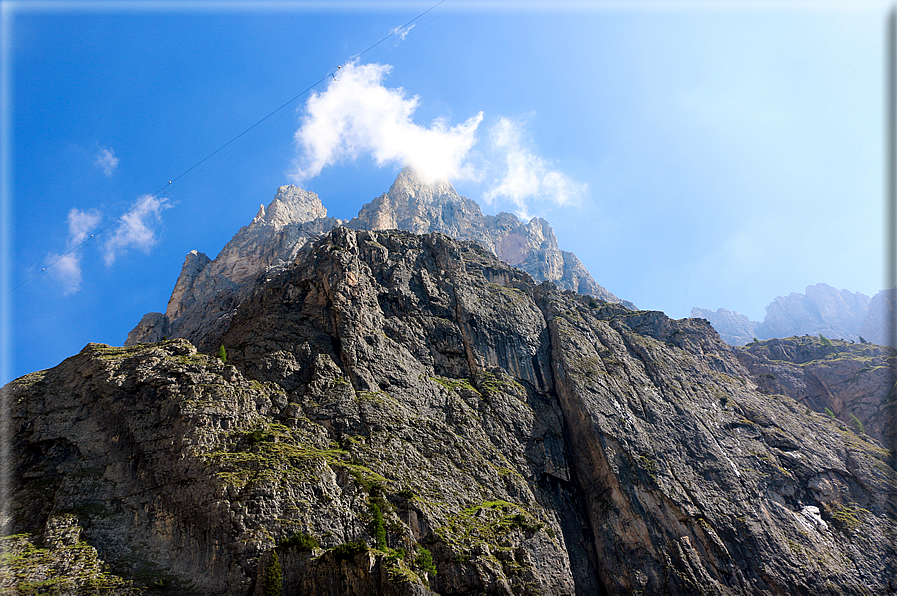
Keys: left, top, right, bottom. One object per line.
{"left": 103, "top": 195, "right": 170, "bottom": 265}
{"left": 45, "top": 195, "right": 170, "bottom": 293}
{"left": 483, "top": 117, "right": 587, "bottom": 220}
{"left": 45, "top": 208, "right": 101, "bottom": 295}
{"left": 292, "top": 61, "right": 483, "bottom": 184}
{"left": 392, "top": 24, "right": 415, "bottom": 41}
{"left": 94, "top": 147, "right": 120, "bottom": 177}
{"left": 67, "top": 208, "right": 102, "bottom": 245}
{"left": 292, "top": 62, "right": 586, "bottom": 221}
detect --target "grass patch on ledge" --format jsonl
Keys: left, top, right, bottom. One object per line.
{"left": 434, "top": 500, "right": 549, "bottom": 559}
{"left": 203, "top": 421, "right": 394, "bottom": 493}
{"left": 430, "top": 376, "right": 480, "bottom": 394}
{"left": 0, "top": 533, "right": 136, "bottom": 593}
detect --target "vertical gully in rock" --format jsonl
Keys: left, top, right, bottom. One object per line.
{"left": 532, "top": 287, "right": 610, "bottom": 596}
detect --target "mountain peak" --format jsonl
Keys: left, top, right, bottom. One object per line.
{"left": 388, "top": 166, "right": 460, "bottom": 203}
{"left": 259, "top": 185, "right": 328, "bottom": 229}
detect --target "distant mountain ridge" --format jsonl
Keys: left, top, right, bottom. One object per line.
{"left": 692, "top": 283, "right": 895, "bottom": 346}
{"left": 127, "top": 168, "right": 630, "bottom": 348}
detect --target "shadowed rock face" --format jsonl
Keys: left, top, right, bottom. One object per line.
{"left": 126, "top": 169, "right": 628, "bottom": 350}
{"left": 7, "top": 228, "right": 896, "bottom": 595}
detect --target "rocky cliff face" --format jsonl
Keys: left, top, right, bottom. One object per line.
{"left": 692, "top": 283, "right": 893, "bottom": 347}
{"left": 126, "top": 170, "right": 628, "bottom": 350}
{"left": 126, "top": 185, "right": 341, "bottom": 349}
{"left": 736, "top": 335, "right": 896, "bottom": 448}
{"left": 7, "top": 228, "right": 896, "bottom": 595}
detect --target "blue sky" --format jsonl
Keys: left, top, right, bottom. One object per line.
{"left": 1, "top": 0, "right": 889, "bottom": 384}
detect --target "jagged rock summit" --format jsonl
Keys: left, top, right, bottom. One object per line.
{"left": 127, "top": 168, "right": 628, "bottom": 349}
{"left": 127, "top": 185, "right": 340, "bottom": 349}
{"left": 7, "top": 227, "right": 896, "bottom": 595}
{"left": 349, "top": 168, "right": 622, "bottom": 303}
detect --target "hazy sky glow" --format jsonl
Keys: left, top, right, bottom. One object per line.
{"left": 1, "top": 0, "right": 889, "bottom": 383}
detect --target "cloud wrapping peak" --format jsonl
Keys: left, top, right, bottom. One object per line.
{"left": 45, "top": 208, "right": 101, "bottom": 295}
{"left": 94, "top": 147, "right": 119, "bottom": 177}
{"left": 292, "top": 62, "right": 587, "bottom": 221}
{"left": 103, "top": 195, "right": 170, "bottom": 265}
{"left": 484, "top": 118, "right": 587, "bottom": 220}
{"left": 292, "top": 62, "right": 483, "bottom": 184}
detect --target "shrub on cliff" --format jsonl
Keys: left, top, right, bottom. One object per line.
{"left": 262, "top": 549, "right": 282, "bottom": 596}
{"left": 278, "top": 532, "right": 319, "bottom": 552}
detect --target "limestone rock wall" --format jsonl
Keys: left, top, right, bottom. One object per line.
{"left": 347, "top": 168, "right": 625, "bottom": 305}
{"left": 8, "top": 229, "right": 895, "bottom": 595}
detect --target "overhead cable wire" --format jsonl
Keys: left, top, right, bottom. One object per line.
{"left": 10, "top": 0, "right": 450, "bottom": 297}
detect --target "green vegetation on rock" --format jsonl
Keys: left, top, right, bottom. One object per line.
{"left": 829, "top": 504, "right": 870, "bottom": 533}
{"left": 262, "top": 549, "right": 282, "bottom": 596}
{"left": 331, "top": 541, "right": 368, "bottom": 561}
{"left": 850, "top": 413, "right": 865, "bottom": 435}
{"left": 414, "top": 546, "right": 437, "bottom": 577}
{"left": 277, "top": 532, "right": 320, "bottom": 552}
{"left": 435, "top": 500, "right": 546, "bottom": 564}
{"left": 0, "top": 531, "right": 137, "bottom": 594}
{"left": 370, "top": 500, "right": 387, "bottom": 551}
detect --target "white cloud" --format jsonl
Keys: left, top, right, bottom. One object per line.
{"left": 45, "top": 208, "right": 101, "bottom": 295}
{"left": 46, "top": 196, "right": 170, "bottom": 293}
{"left": 67, "top": 208, "right": 102, "bottom": 245}
{"left": 292, "top": 63, "right": 586, "bottom": 221}
{"left": 292, "top": 61, "right": 483, "bottom": 184}
{"left": 94, "top": 147, "right": 120, "bottom": 177}
{"left": 483, "top": 118, "right": 587, "bottom": 220}
{"left": 45, "top": 252, "right": 84, "bottom": 295}
{"left": 392, "top": 24, "right": 414, "bottom": 41}
{"left": 103, "top": 195, "right": 170, "bottom": 265}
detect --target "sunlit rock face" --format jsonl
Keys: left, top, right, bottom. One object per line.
{"left": 348, "top": 168, "right": 627, "bottom": 305}
{"left": 7, "top": 227, "right": 896, "bottom": 595}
